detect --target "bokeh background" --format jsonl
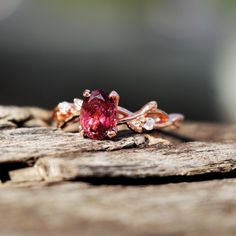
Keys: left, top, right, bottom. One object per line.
{"left": 0, "top": 0, "right": 236, "bottom": 122}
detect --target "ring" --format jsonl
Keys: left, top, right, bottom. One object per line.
{"left": 53, "top": 89, "right": 184, "bottom": 140}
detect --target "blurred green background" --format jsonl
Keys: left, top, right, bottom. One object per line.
{"left": 0, "top": 0, "right": 236, "bottom": 122}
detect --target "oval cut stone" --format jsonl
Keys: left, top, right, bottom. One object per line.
{"left": 80, "top": 90, "right": 117, "bottom": 140}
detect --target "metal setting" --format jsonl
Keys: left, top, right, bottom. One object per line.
{"left": 53, "top": 89, "right": 184, "bottom": 138}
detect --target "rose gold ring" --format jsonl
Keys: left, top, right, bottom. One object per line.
{"left": 53, "top": 89, "right": 184, "bottom": 140}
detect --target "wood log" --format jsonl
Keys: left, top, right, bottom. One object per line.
{"left": 0, "top": 127, "right": 164, "bottom": 165}
{"left": 0, "top": 106, "right": 235, "bottom": 236}
{"left": 0, "top": 179, "right": 236, "bottom": 236}
{"left": 0, "top": 106, "right": 51, "bottom": 129}
{"left": 166, "top": 121, "right": 236, "bottom": 142}
{"left": 8, "top": 141, "right": 236, "bottom": 183}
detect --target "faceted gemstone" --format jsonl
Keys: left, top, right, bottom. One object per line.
{"left": 80, "top": 89, "right": 117, "bottom": 140}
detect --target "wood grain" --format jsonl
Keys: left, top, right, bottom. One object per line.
{"left": 0, "top": 179, "right": 235, "bottom": 236}
{"left": 0, "top": 106, "right": 236, "bottom": 236}
{"left": 9, "top": 141, "right": 236, "bottom": 183}
{"left": 0, "top": 106, "right": 51, "bottom": 129}
{"left": 0, "top": 127, "right": 159, "bottom": 165}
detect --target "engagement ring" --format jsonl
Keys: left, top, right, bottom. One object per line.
{"left": 53, "top": 89, "right": 184, "bottom": 140}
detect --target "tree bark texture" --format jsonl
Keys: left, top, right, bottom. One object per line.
{"left": 0, "top": 106, "right": 235, "bottom": 236}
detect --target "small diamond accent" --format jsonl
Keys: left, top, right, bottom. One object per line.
{"left": 58, "top": 102, "right": 72, "bottom": 114}
{"left": 143, "top": 117, "right": 155, "bottom": 130}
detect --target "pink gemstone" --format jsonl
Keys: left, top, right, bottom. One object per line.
{"left": 80, "top": 90, "right": 117, "bottom": 140}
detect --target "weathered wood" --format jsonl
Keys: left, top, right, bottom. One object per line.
{"left": 0, "top": 179, "right": 236, "bottom": 236}
{"left": 0, "top": 127, "right": 168, "bottom": 166}
{"left": 0, "top": 106, "right": 236, "bottom": 236}
{"left": 0, "top": 106, "right": 51, "bottom": 129}
{"left": 9, "top": 141, "right": 236, "bottom": 183}
{"left": 166, "top": 121, "right": 236, "bottom": 142}
{"left": 0, "top": 107, "right": 235, "bottom": 184}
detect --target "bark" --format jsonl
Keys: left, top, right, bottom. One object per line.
{"left": 0, "top": 179, "right": 236, "bottom": 236}
{"left": 8, "top": 141, "right": 236, "bottom": 183}
{"left": 0, "top": 106, "right": 235, "bottom": 236}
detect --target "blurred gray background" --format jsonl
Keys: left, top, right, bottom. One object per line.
{"left": 0, "top": 0, "right": 236, "bottom": 122}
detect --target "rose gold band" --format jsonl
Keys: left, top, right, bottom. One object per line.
{"left": 117, "top": 101, "right": 184, "bottom": 133}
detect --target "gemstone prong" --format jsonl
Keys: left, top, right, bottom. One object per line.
{"left": 78, "top": 124, "right": 83, "bottom": 132}
{"left": 109, "top": 90, "right": 120, "bottom": 107}
{"left": 83, "top": 89, "right": 91, "bottom": 98}
{"left": 79, "top": 129, "right": 85, "bottom": 137}
{"left": 107, "top": 128, "right": 118, "bottom": 138}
